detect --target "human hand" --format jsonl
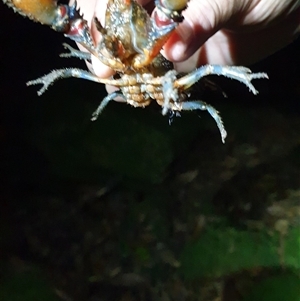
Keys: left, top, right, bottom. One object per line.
{"left": 163, "top": 0, "right": 300, "bottom": 72}
{"left": 72, "top": 0, "right": 300, "bottom": 76}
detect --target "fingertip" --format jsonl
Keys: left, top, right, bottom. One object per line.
{"left": 91, "top": 54, "right": 115, "bottom": 78}
{"left": 163, "top": 30, "right": 186, "bottom": 62}
{"left": 163, "top": 25, "right": 198, "bottom": 62}
{"left": 162, "top": 0, "right": 224, "bottom": 63}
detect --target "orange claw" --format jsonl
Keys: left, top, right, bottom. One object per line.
{"left": 6, "top": 0, "right": 58, "bottom": 25}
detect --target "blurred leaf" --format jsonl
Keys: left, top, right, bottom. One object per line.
{"left": 180, "top": 226, "right": 300, "bottom": 279}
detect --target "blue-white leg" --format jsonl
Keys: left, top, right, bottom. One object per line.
{"left": 176, "top": 65, "right": 268, "bottom": 94}
{"left": 60, "top": 43, "right": 92, "bottom": 61}
{"left": 27, "top": 68, "right": 114, "bottom": 96}
{"left": 91, "top": 92, "right": 126, "bottom": 121}
{"left": 179, "top": 100, "right": 227, "bottom": 143}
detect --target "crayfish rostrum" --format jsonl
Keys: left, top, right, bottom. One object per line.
{"left": 3, "top": 0, "right": 268, "bottom": 142}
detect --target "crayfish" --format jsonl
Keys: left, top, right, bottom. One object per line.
{"left": 3, "top": 0, "right": 268, "bottom": 142}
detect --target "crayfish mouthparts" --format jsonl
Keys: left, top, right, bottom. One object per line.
{"left": 3, "top": 0, "right": 268, "bottom": 143}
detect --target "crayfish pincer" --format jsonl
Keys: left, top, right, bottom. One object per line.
{"left": 3, "top": 0, "right": 268, "bottom": 143}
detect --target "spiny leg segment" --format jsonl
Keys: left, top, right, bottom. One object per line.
{"left": 27, "top": 64, "right": 268, "bottom": 143}
{"left": 175, "top": 65, "right": 268, "bottom": 93}
{"left": 91, "top": 92, "right": 126, "bottom": 121}
{"left": 59, "top": 43, "right": 92, "bottom": 61}
{"left": 161, "top": 65, "right": 268, "bottom": 142}
{"left": 179, "top": 101, "right": 227, "bottom": 143}
{"left": 26, "top": 69, "right": 112, "bottom": 96}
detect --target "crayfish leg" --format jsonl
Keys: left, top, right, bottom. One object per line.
{"left": 60, "top": 43, "right": 92, "bottom": 61}
{"left": 175, "top": 65, "right": 268, "bottom": 94}
{"left": 179, "top": 100, "right": 227, "bottom": 143}
{"left": 91, "top": 92, "right": 126, "bottom": 121}
{"left": 26, "top": 68, "right": 118, "bottom": 96}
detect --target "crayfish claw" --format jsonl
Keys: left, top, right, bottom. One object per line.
{"left": 155, "top": 0, "right": 187, "bottom": 22}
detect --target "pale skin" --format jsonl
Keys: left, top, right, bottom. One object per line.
{"left": 72, "top": 0, "right": 300, "bottom": 78}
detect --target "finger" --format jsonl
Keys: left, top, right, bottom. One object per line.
{"left": 162, "top": 0, "right": 246, "bottom": 62}
{"left": 91, "top": 54, "right": 115, "bottom": 78}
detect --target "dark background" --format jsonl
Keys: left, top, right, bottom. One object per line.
{"left": 0, "top": 2, "right": 299, "bottom": 301}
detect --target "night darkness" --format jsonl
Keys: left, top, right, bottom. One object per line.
{"left": 0, "top": 2, "right": 300, "bottom": 301}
